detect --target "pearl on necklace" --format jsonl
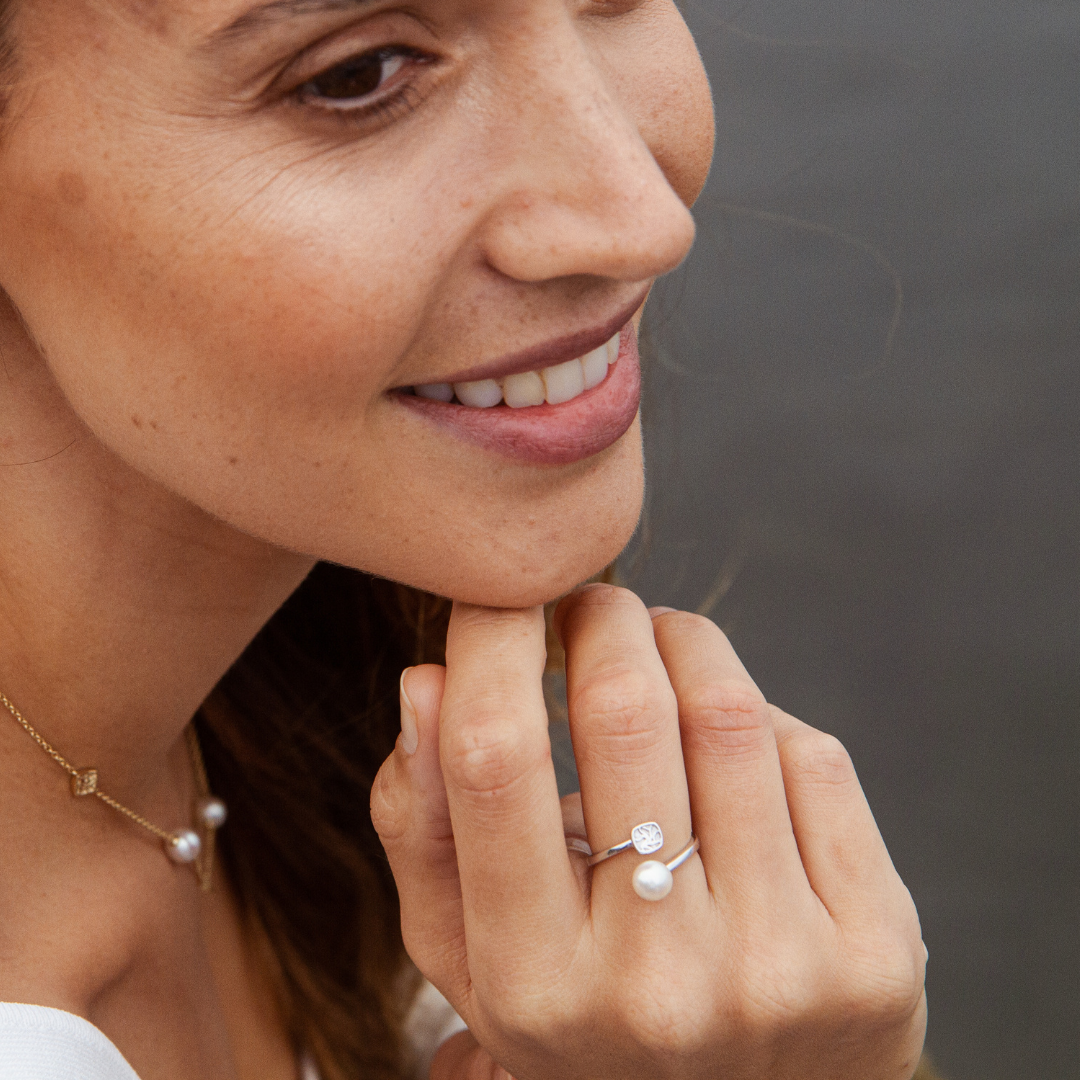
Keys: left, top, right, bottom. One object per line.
{"left": 197, "top": 797, "right": 228, "bottom": 829}
{"left": 0, "top": 687, "right": 227, "bottom": 885}
{"left": 166, "top": 828, "right": 202, "bottom": 864}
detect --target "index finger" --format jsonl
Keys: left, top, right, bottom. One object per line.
{"left": 439, "top": 603, "right": 582, "bottom": 984}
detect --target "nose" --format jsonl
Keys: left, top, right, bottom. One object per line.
{"left": 475, "top": 21, "right": 698, "bottom": 286}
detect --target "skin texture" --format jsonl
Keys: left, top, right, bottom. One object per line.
{"left": 0, "top": 0, "right": 710, "bottom": 607}
{"left": 375, "top": 593, "right": 928, "bottom": 1080}
{"left": 0, "top": 1, "right": 927, "bottom": 1079}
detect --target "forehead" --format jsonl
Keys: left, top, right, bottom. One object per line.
{"left": 31, "top": 0, "right": 522, "bottom": 47}
{"left": 16, "top": 0, "right": 214, "bottom": 40}
{"left": 103, "top": 0, "right": 381, "bottom": 34}
{"left": 102, "top": 0, "right": 275, "bottom": 38}
{"left": 22, "top": 0, "right": 346, "bottom": 40}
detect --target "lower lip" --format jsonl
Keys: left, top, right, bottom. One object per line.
{"left": 396, "top": 329, "right": 641, "bottom": 466}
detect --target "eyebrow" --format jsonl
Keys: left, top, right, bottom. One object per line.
{"left": 209, "top": 0, "right": 379, "bottom": 43}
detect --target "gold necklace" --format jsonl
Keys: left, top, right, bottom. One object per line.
{"left": 0, "top": 688, "right": 227, "bottom": 892}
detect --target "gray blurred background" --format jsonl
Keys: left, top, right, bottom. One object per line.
{"left": 562, "top": 1, "right": 1079, "bottom": 1077}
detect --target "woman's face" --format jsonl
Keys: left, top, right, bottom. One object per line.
{"left": 0, "top": 0, "right": 713, "bottom": 607}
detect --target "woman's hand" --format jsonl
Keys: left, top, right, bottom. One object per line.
{"left": 371, "top": 586, "right": 927, "bottom": 1080}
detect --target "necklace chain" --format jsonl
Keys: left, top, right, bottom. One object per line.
{"left": 0, "top": 687, "right": 221, "bottom": 889}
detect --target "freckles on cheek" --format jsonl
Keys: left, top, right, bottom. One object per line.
{"left": 152, "top": 152, "right": 460, "bottom": 398}
{"left": 57, "top": 172, "right": 89, "bottom": 207}
{"left": 8, "top": 97, "right": 468, "bottom": 444}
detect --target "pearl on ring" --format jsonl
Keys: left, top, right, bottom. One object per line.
{"left": 197, "top": 797, "right": 228, "bottom": 829}
{"left": 166, "top": 828, "right": 202, "bottom": 864}
{"left": 632, "top": 859, "right": 674, "bottom": 901}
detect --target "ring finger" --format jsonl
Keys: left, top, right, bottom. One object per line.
{"left": 555, "top": 585, "right": 697, "bottom": 912}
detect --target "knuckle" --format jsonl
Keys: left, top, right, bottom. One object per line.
{"left": 449, "top": 605, "right": 545, "bottom": 659}
{"left": 614, "top": 978, "right": 714, "bottom": 1059}
{"left": 559, "top": 584, "right": 649, "bottom": 644}
{"left": 570, "top": 667, "right": 676, "bottom": 756}
{"left": 441, "top": 716, "right": 544, "bottom": 796}
{"left": 453, "top": 604, "right": 537, "bottom": 635}
{"left": 740, "top": 931, "right": 924, "bottom": 1038}
{"left": 717, "top": 927, "right": 925, "bottom": 1046}
{"left": 679, "top": 680, "right": 773, "bottom": 756}
{"left": 841, "top": 934, "right": 927, "bottom": 1023}
{"left": 483, "top": 1000, "right": 544, "bottom": 1044}
{"left": 784, "top": 730, "right": 857, "bottom": 790}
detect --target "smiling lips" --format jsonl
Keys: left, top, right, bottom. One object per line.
{"left": 414, "top": 332, "right": 621, "bottom": 409}
{"left": 398, "top": 326, "right": 642, "bottom": 466}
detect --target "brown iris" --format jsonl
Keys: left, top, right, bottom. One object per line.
{"left": 307, "top": 50, "right": 396, "bottom": 101}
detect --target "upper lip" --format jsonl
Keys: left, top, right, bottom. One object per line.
{"left": 396, "top": 288, "right": 650, "bottom": 389}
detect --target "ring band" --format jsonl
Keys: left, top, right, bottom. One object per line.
{"left": 565, "top": 823, "right": 700, "bottom": 902}
{"left": 664, "top": 835, "right": 700, "bottom": 872}
{"left": 587, "top": 821, "right": 665, "bottom": 866}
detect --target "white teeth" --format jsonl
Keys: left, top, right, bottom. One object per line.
{"left": 541, "top": 358, "right": 585, "bottom": 405}
{"left": 607, "top": 332, "right": 621, "bottom": 364}
{"left": 453, "top": 379, "right": 503, "bottom": 408}
{"left": 503, "top": 370, "right": 546, "bottom": 409}
{"left": 414, "top": 330, "right": 624, "bottom": 408}
{"left": 416, "top": 383, "right": 454, "bottom": 402}
{"left": 581, "top": 345, "right": 609, "bottom": 391}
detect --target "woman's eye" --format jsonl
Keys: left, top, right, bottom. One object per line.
{"left": 299, "top": 48, "right": 417, "bottom": 109}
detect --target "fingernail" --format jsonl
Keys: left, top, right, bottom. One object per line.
{"left": 399, "top": 668, "right": 419, "bottom": 755}
{"left": 649, "top": 606, "right": 677, "bottom": 618}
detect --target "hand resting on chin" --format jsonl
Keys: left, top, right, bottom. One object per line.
{"left": 372, "top": 585, "right": 927, "bottom": 1080}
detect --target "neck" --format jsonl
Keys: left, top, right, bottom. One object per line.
{"left": 0, "top": 440, "right": 311, "bottom": 782}
{"left": 0, "top": 297, "right": 312, "bottom": 951}
{"left": 0, "top": 298, "right": 312, "bottom": 1080}
{"left": 0, "top": 301, "right": 313, "bottom": 776}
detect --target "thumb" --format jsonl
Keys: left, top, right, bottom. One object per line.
{"left": 370, "top": 664, "right": 469, "bottom": 1001}
{"left": 429, "top": 1031, "right": 515, "bottom": 1080}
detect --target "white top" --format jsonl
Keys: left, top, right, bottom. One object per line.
{"left": 0, "top": 1003, "right": 140, "bottom": 1080}
{"left": 0, "top": 983, "right": 466, "bottom": 1080}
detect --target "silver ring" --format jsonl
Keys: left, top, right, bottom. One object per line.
{"left": 632, "top": 835, "right": 700, "bottom": 901}
{"left": 586, "top": 821, "right": 665, "bottom": 866}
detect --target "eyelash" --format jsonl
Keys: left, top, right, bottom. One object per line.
{"left": 293, "top": 46, "right": 433, "bottom": 126}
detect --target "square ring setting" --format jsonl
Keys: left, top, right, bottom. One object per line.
{"left": 631, "top": 822, "right": 664, "bottom": 855}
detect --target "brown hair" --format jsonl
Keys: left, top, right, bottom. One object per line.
{"left": 199, "top": 565, "right": 451, "bottom": 1080}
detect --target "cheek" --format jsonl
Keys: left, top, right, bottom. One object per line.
{"left": 2, "top": 124, "right": 449, "bottom": 445}
{"left": 0, "top": 124, "right": 646, "bottom": 603}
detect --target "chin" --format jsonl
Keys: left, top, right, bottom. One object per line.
{"left": 441, "top": 554, "right": 622, "bottom": 609}
{"left": 443, "top": 528, "right": 639, "bottom": 609}
{"left": 392, "top": 467, "right": 643, "bottom": 610}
